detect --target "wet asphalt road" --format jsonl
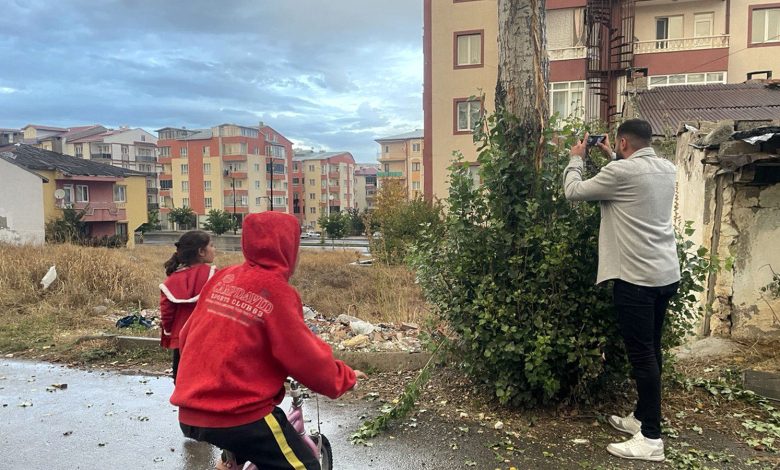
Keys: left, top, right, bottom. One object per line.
{"left": 0, "top": 360, "right": 482, "bottom": 470}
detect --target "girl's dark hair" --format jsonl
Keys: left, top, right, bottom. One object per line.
{"left": 164, "top": 230, "right": 211, "bottom": 276}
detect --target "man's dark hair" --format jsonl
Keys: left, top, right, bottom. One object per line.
{"left": 616, "top": 119, "right": 653, "bottom": 149}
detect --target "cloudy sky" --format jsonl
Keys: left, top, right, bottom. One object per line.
{"left": 0, "top": 0, "right": 423, "bottom": 163}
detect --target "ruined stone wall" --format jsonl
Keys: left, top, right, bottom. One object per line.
{"left": 729, "top": 184, "right": 780, "bottom": 340}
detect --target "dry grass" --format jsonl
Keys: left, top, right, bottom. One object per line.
{"left": 0, "top": 243, "right": 429, "bottom": 354}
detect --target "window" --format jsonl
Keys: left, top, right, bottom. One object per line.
{"left": 159, "top": 147, "right": 170, "bottom": 157}
{"left": 752, "top": 8, "right": 780, "bottom": 44}
{"left": 648, "top": 72, "right": 726, "bottom": 88}
{"left": 412, "top": 181, "right": 421, "bottom": 190}
{"left": 203, "top": 163, "right": 211, "bottom": 174}
{"left": 310, "top": 207, "right": 317, "bottom": 214}
{"left": 182, "top": 198, "right": 189, "bottom": 208}
{"left": 240, "top": 195, "right": 248, "bottom": 206}
{"left": 455, "top": 32, "right": 483, "bottom": 67}
{"left": 205, "top": 197, "right": 212, "bottom": 208}
{"left": 63, "top": 185, "right": 74, "bottom": 204}
{"left": 74, "top": 144, "right": 82, "bottom": 157}
{"left": 412, "top": 143, "right": 421, "bottom": 152}
{"left": 181, "top": 164, "right": 189, "bottom": 174}
{"left": 309, "top": 178, "right": 316, "bottom": 186}
{"left": 182, "top": 181, "right": 189, "bottom": 192}
{"left": 550, "top": 81, "right": 585, "bottom": 119}
{"left": 294, "top": 163, "right": 299, "bottom": 171}
{"left": 254, "top": 163, "right": 261, "bottom": 172}
{"left": 180, "top": 146, "right": 188, "bottom": 157}
{"left": 308, "top": 165, "right": 315, "bottom": 172}
{"left": 113, "top": 185, "right": 126, "bottom": 202}
{"left": 656, "top": 16, "right": 683, "bottom": 49}
{"left": 256, "top": 197, "right": 262, "bottom": 206}
{"left": 455, "top": 99, "right": 482, "bottom": 133}
{"left": 160, "top": 180, "right": 172, "bottom": 190}
{"left": 384, "top": 145, "right": 389, "bottom": 153}
{"left": 694, "top": 12, "right": 714, "bottom": 38}
{"left": 412, "top": 162, "right": 421, "bottom": 172}
{"left": 204, "top": 180, "right": 211, "bottom": 191}
{"left": 222, "top": 142, "right": 248, "bottom": 155}
{"left": 292, "top": 177, "right": 300, "bottom": 184}
{"left": 233, "top": 180, "right": 243, "bottom": 189}
{"left": 255, "top": 180, "right": 261, "bottom": 189}
{"left": 121, "top": 145, "right": 129, "bottom": 156}
{"left": 203, "top": 145, "right": 210, "bottom": 157}
{"left": 309, "top": 193, "right": 316, "bottom": 200}
{"left": 384, "top": 163, "right": 390, "bottom": 172}
{"left": 76, "top": 185, "right": 89, "bottom": 203}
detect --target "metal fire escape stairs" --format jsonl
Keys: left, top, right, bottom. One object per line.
{"left": 585, "top": 0, "right": 636, "bottom": 124}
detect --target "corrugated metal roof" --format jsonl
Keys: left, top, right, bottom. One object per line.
{"left": 375, "top": 129, "right": 424, "bottom": 142}
{"left": 0, "top": 144, "right": 146, "bottom": 177}
{"left": 633, "top": 82, "right": 780, "bottom": 135}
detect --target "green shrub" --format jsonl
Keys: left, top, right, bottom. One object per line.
{"left": 410, "top": 113, "right": 709, "bottom": 406}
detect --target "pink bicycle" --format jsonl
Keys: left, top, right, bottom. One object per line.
{"left": 218, "top": 379, "right": 333, "bottom": 470}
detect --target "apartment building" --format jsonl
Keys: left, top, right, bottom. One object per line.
{"left": 65, "top": 127, "right": 161, "bottom": 212}
{"left": 424, "top": 0, "right": 779, "bottom": 200}
{"left": 156, "top": 123, "right": 293, "bottom": 229}
{"left": 354, "top": 164, "right": 380, "bottom": 211}
{"left": 0, "top": 144, "right": 148, "bottom": 247}
{"left": 375, "top": 130, "right": 425, "bottom": 200}
{"left": 293, "top": 151, "right": 356, "bottom": 230}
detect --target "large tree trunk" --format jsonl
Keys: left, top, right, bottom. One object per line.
{"left": 496, "top": 0, "right": 549, "bottom": 168}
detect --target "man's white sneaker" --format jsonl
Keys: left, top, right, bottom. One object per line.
{"left": 608, "top": 412, "right": 641, "bottom": 435}
{"left": 606, "top": 432, "right": 665, "bottom": 462}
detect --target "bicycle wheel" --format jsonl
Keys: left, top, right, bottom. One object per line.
{"left": 311, "top": 434, "right": 333, "bottom": 470}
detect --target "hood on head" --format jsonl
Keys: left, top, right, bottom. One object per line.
{"left": 241, "top": 212, "right": 301, "bottom": 279}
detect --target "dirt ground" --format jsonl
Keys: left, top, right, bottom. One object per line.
{"left": 6, "top": 338, "right": 779, "bottom": 470}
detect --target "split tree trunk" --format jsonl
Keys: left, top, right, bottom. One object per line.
{"left": 496, "top": 0, "right": 549, "bottom": 167}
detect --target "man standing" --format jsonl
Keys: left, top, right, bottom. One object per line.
{"left": 564, "top": 119, "right": 680, "bottom": 462}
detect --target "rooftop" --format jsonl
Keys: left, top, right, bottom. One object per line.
{"left": 375, "top": 129, "right": 424, "bottom": 142}
{"left": 0, "top": 144, "right": 146, "bottom": 178}
{"left": 293, "top": 151, "right": 353, "bottom": 162}
{"left": 630, "top": 81, "right": 780, "bottom": 136}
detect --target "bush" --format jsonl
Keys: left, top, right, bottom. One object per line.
{"left": 168, "top": 207, "right": 197, "bottom": 230}
{"left": 202, "top": 209, "right": 235, "bottom": 235}
{"left": 410, "top": 114, "right": 709, "bottom": 406}
{"left": 369, "top": 179, "right": 442, "bottom": 265}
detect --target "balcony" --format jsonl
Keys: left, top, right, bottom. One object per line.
{"left": 223, "top": 188, "right": 249, "bottom": 196}
{"left": 223, "top": 154, "right": 247, "bottom": 162}
{"left": 377, "top": 171, "right": 404, "bottom": 178}
{"left": 227, "top": 171, "right": 248, "bottom": 179}
{"left": 634, "top": 35, "right": 729, "bottom": 54}
{"left": 548, "top": 46, "right": 586, "bottom": 61}
{"left": 64, "top": 201, "right": 126, "bottom": 222}
{"left": 137, "top": 155, "right": 157, "bottom": 163}
{"left": 90, "top": 153, "right": 112, "bottom": 161}
{"left": 146, "top": 187, "right": 158, "bottom": 194}
{"left": 147, "top": 203, "right": 160, "bottom": 210}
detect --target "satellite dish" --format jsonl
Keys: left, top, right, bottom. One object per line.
{"left": 328, "top": 194, "right": 335, "bottom": 201}
{"left": 54, "top": 189, "right": 66, "bottom": 200}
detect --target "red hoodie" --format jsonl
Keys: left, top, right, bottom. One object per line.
{"left": 170, "top": 212, "right": 357, "bottom": 428}
{"left": 159, "top": 263, "right": 216, "bottom": 349}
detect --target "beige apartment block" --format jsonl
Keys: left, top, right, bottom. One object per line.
{"left": 354, "top": 164, "right": 379, "bottom": 211}
{"left": 293, "top": 151, "right": 356, "bottom": 230}
{"left": 375, "top": 130, "right": 425, "bottom": 200}
{"left": 424, "top": 0, "right": 778, "bottom": 201}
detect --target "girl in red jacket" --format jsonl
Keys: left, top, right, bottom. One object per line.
{"left": 160, "top": 230, "right": 216, "bottom": 383}
{"left": 170, "top": 212, "right": 365, "bottom": 469}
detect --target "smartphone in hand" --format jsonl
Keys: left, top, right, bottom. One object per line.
{"left": 587, "top": 134, "right": 606, "bottom": 147}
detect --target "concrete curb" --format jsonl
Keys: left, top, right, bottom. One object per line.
{"left": 109, "top": 336, "right": 432, "bottom": 372}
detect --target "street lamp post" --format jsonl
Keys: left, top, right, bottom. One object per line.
{"left": 224, "top": 169, "right": 237, "bottom": 234}
{"left": 268, "top": 155, "right": 275, "bottom": 212}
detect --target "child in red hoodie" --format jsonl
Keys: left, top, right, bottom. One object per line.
{"left": 160, "top": 230, "right": 216, "bottom": 383}
{"left": 170, "top": 212, "right": 364, "bottom": 469}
